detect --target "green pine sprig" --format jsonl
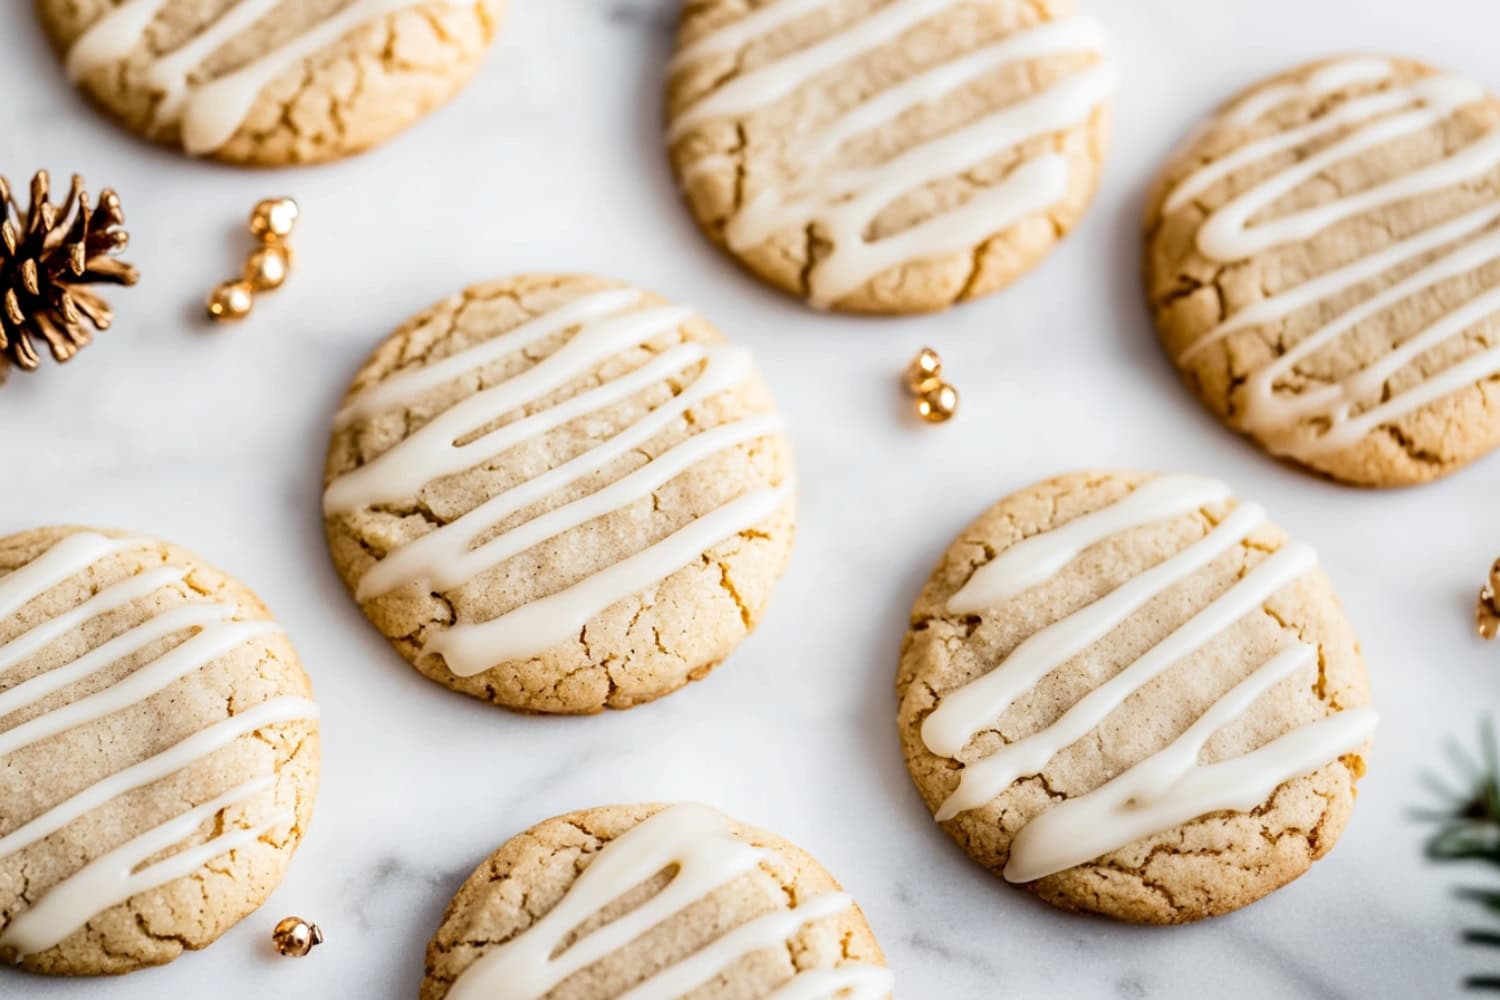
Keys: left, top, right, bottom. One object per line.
{"left": 1419, "top": 719, "right": 1500, "bottom": 990}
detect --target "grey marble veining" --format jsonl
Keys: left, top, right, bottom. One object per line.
{"left": 1, "top": 0, "right": 1495, "bottom": 997}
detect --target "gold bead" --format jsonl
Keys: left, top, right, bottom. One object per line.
{"left": 272, "top": 916, "right": 324, "bottom": 958}
{"left": 915, "top": 381, "right": 959, "bottom": 424}
{"left": 206, "top": 280, "right": 254, "bottom": 322}
{"left": 244, "top": 243, "right": 293, "bottom": 291}
{"left": 1479, "top": 559, "right": 1500, "bottom": 641}
{"left": 904, "top": 346, "right": 943, "bottom": 395}
{"left": 249, "top": 197, "right": 299, "bottom": 242}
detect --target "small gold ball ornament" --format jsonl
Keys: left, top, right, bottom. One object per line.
{"left": 244, "top": 244, "right": 293, "bottom": 291}
{"left": 271, "top": 916, "right": 324, "bottom": 958}
{"left": 1479, "top": 558, "right": 1500, "bottom": 641}
{"left": 249, "top": 197, "right": 299, "bottom": 242}
{"left": 915, "top": 381, "right": 959, "bottom": 424}
{"left": 904, "top": 346, "right": 943, "bottom": 395}
{"left": 206, "top": 280, "right": 254, "bottom": 322}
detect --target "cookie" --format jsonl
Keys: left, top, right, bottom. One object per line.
{"left": 422, "top": 803, "right": 893, "bottom": 1000}
{"left": 1145, "top": 55, "right": 1500, "bottom": 486}
{"left": 665, "top": 0, "right": 1114, "bottom": 314}
{"left": 37, "top": 0, "right": 501, "bottom": 166}
{"left": 0, "top": 527, "right": 319, "bottom": 975}
{"left": 322, "top": 274, "right": 796, "bottom": 715}
{"left": 897, "top": 471, "right": 1376, "bottom": 923}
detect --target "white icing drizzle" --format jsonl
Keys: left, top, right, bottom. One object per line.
{"left": 65, "top": 0, "right": 465, "bottom": 155}
{"left": 332, "top": 288, "right": 643, "bottom": 432}
{"left": 1169, "top": 61, "right": 1500, "bottom": 458}
{"left": 670, "top": 2, "right": 1113, "bottom": 307}
{"left": 446, "top": 804, "right": 891, "bottom": 1000}
{"left": 921, "top": 479, "right": 1377, "bottom": 883}
{"left": 424, "top": 485, "right": 790, "bottom": 677}
{"left": 947, "top": 474, "right": 1233, "bottom": 612}
{"left": 936, "top": 541, "right": 1317, "bottom": 820}
{"left": 323, "top": 302, "right": 697, "bottom": 513}
{"left": 1004, "top": 659, "right": 1378, "bottom": 883}
{"left": 0, "top": 697, "right": 318, "bottom": 863}
{"left": 324, "top": 292, "right": 789, "bottom": 675}
{"left": 0, "top": 533, "right": 146, "bottom": 623}
{"left": 1220, "top": 57, "right": 1395, "bottom": 129}
{"left": 924, "top": 500, "right": 1269, "bottom": 759}
{"left": 0, "top": 534, "right": 313, "bottom": 960}
{"left": 0, "top": 778, "right": 291, "bottom": 957}
{"left": 0, "top": 565, "right": 186, "bottom": 676}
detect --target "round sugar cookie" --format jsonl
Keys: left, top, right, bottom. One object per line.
{"left": 36, "top": 0, "right": 501, "bottom": 166}
{"left": 1145, "top": 55, "right": 1500, "bottom": 486}
{"left": 665, "top": 0, "right": 1114, "bottom": 314}
{"left": 0, "top": 526, "right": 319, "bottom": 975}
{"left": 322, "top": 273, "right": 796, "bottom": 715}
{"left": 897, "top": 471, "right": 1375, "bottom": 923}
{"left": 421, "top": 802, "right": 892, "bottom": 1000}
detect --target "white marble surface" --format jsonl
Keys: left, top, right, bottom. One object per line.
{"left": 3, "top": 0, "right": 1499, "bottom": 996}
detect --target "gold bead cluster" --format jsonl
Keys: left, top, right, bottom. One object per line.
{"left": 902, "top": 346, "right": 958, "bottom": 423}
{"left": 1479, "top": 559, "right": 1500, "bottom": 641}
{"left": 271, "top": 916, "right": 323, "bottom": 958}
{"left": 207, "top": 198, "right": 298, "bottom": 322}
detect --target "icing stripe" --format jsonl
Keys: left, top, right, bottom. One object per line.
{"left": 0, "top": 604, "right": 234, "bottom": 722}
{"left": 356, "top": 345, "right": 750, "bottom": 599}
{"left": 1172, "top": 61, "right": 1500, "bottom": 461}
{"left": 922, "top": 501, "right": 1267, "bottom": 759}
{"left": 0, "top": 566, "right": 186, "bottom": 676}
{"left": 66, "top": 0, "right": 470, "bottom": 155}
{"left": 616, "top": 892, "right": 854, "bottom": 1000}
{"left": 669, "top": 0, "right": 963, "bottom": 140}
{"left": 1220, "top": 57, "right": 1395, "bottom": 128}
{"left": 669, "top": 0, "right": 829, "bottom": 68}
{"left": 724, "top": 50, "right": 1113, "bottom": 308}
{"left": 423, "top": 486, "right": 791, "bottom": 676}
{"left": 671, "top": 2, "right": 1112, "bottom": 308}
{"left": 0, "top": 697, "right": 318, "bottom": 861}
{"left": 1198, "top": 85, "right": 1497, "bottom": 261}
{"left": 0, "top": 535, "right": 314, "bottom": 963}
{"left": 0, "top": 534, "right": 145, "bottom": 623}
{"left": 918, "top": 478, "right": 1375, "bottom": 884}
{"left": 1004, "top": 657, "right": 1377, "bottom": 883}
{"left": 1167, "top": 81, "right": 1452, "bottom": 214}
{"left": 947, "top": 474, "right": 1233, "bottom": 611}
{"left": 765, "top": 966, "right": 896, "bottom": 1000}
{"left": 328, "top": 290, "right": 789, "bottom": 676}
{"left": 363, "top": 404, "right": 778, "bottom": 600}
{"left": 0, "top": 778, "right": 289, "bottom": 956}
{"left": 447, "top": 804, "right": 888, "bottom": 1000}
{"left": 333, "top": 289, "right": 643, "bottom": 431}
{"left": 1180, "top": 201, "right": 1500, "bottom": 360}
{"left": 0, "top": 620, "right": 277, "bottom": 759}
{"left": 936, "top": 544, "right": 1318, "bottom": 820}
{"left": 323, "top": 304, "right": 697, "bottom": 513}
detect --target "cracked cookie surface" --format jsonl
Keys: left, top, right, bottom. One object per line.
{"left": 421, "top": 803, "right": 890, "bottom": 1000}
{"left": 322, "top": 273, "right": 796, "bottom": 715}
{"left": 1145, "top": 55, "right": 1500, "bottom": 486}
{"left": 896, "top": 471, "right": 1373, "bottom": 923}
{"left": 0, "top": 525, "right": 319, "bottom": 976}
{"left": 36, "top": 0, "right": 501, "bottom": 166}
{"left": 666, "top": 0, "right": 1113, "bottom": 315}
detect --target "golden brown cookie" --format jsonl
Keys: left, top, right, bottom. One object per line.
{"left": 322, "top": 274, "right": 796, "bottom": 715}
{"left": 422, "top": 803, "right": 892, "bottom": 1000}
{"left": 666, "top": 0, "right": 1114, "bottom": 314}
{"left": 0, "top": 526, "right": 319, "bottom": 975}
{"left": 1145, "top": 55, "right": 1500, "bottom": 486}
{"left": 37, "top": 0, "right": 502, "bottom": 166}
{"left": 897, "top": 471, "right": 1375, "bottom": 923}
